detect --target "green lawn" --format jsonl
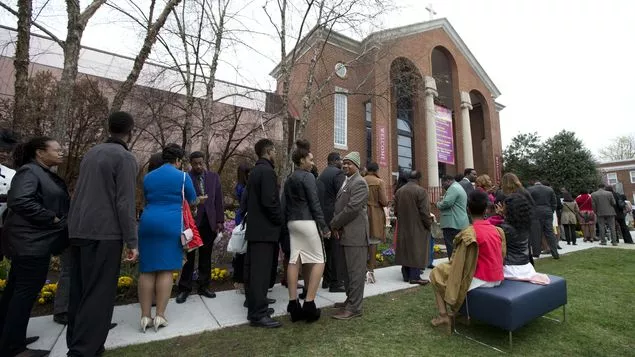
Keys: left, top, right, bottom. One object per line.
{"left": 106, "top": 248, "right": 635, "bottom": 357}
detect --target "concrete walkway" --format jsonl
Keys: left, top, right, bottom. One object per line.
{"left": 25, "top": 239, "right": 633, "bottom": 356}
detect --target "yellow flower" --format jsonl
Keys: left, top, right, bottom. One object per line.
{"left": 0, "top": 279, "right": 6, "bottom": 289}
{"left": 42, "top": 291, "right": 53, "bottom": 298}
{"left": 433, "top": 245, "right": 441, "bottom": 253}
{"left": 38, "top": 298, "right": 46, "bottom": 304}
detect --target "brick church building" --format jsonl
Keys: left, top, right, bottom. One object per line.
{"left": 274, "top": 18, "right": 505, "bottom": 191}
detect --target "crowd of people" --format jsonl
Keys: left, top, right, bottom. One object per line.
{"left": 0, "top": 110, "right": 632, "bottom": 355}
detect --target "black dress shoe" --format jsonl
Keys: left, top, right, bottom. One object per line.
{"left": 557, "top": 245, "right": 563, "bottom": 250}
{"left": 110, "top": 323, "right": 117, "bottom": 330}
{"left": 53, "top": 313, "right": 68, "bottom": 325}
{"left": 243, "top": 300, "right": 248, "bottom": 308}
{"left": 250, "top": 316, "right": 282, "bottom": 328}
{"left": 329, "top": 285, "right": 346, "bottom": 293}
{"left": 267, "top": 308, "right": 275, "bottom": 315}
{"left": 322, "top": 280, "right": 329, "bottom": 289}
{"left": 299, "top": 287, "right": 307, "bottom": 299}
{"left": 25, "top": 336, "right": 39, "bottom": 345}
{"left": 176, "top": 291, "right": 189, "bottom": 304}
{"left": 266, "top": 298, "right": 276, "bottom": 304}
{"left": 199, "top": 288, "right": 217, "bottom": 299}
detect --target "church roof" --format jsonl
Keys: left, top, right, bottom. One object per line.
{"left": 270, "top": 18, "right": 501, "bottom": 99}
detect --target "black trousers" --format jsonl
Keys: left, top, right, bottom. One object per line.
{"left": 616, "top": 217, "right": 633, "bottom": 243}
{"left": 179, "top": 218, "right": 216, "bottom": 292}
{"left": 442, "top": 228, "right": 461, "bottom": 259}
{"left": 269, "top": 245, "right": 279, "bottom": 289}
{"left": 66, "top": 239, "right": 123, "bottom": 357}
{"left": 323, "top": 237, "right": 344, "bottom": 287}
{"left": 530, "top": 212, "right": 559, "bottom": 258}
{"left": 0, "top": 255, "right": 49, "bottom": 356}
{"left": 245, "top": 241, "right": 276, "bottom": 321}
{"left": 563, "top": 224, "right": 577, "bottom": 244}
{"left": 232, "top": 253, "right": 246, "bottom": 283}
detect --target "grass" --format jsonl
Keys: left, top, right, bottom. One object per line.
{"left": 106, "top": 248, "right": 635, "bottom": 357}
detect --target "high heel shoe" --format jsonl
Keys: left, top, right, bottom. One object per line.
{"left": 302, "top": 300, "right": 321, "bottom": 323}
{"left": 140, "top": 316, "right": 153, "bottom": 333}
{"left": 366, "top": 271, "right": 376, "bottom": 284}
{"left": 153, "top": 315, "right": 168, "bottom": 332}
{"left": 287, "top": 299, "right": 304, "bottom": 322}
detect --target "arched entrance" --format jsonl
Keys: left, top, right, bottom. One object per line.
{"left": 469, "top": 90, "right": 490, "bottom": 175}
{"left": 431, "top": 46, "right": 458, "bottom": 178}
{"left": 390, "top": 58, "right": 422, "bottom": 173}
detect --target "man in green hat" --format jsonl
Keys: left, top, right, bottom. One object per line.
{"left": 330, "top": 151, "right": 369, "bottom": 320}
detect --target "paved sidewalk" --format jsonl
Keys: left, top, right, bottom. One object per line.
{"left": 25, "top": 239, "right": 632, "bottom": 356}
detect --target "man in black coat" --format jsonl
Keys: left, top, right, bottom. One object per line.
{"left": 459, "top": 168, "right": 477, "bottom": 195}
{"left": 244, "top": 139, "right": 282, "bottom": 328}
{"left": 317, "top": 152, "right": 346, "bottom": 292}
{"left": 527, "top": 181, "right": 560, "bottom": 259}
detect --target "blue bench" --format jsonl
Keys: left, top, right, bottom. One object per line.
{"left": 456, "top": 275, "right": 567, "bottom": 351}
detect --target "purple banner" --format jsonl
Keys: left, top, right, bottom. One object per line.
{"left": 435, "top": 105, "right": 455, "bottom": 165}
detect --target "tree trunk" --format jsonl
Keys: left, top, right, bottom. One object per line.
{"left": 13, "top": 0, "right": 32, "bottom": 131}
{"left": 199, "top": 15, "right": 225, "bottom": 163}
{"left": 109, "top": 0, "right": 182, "bottom": 115}
{"left": 51, "top": 0, "right": 107, "bottom": 142}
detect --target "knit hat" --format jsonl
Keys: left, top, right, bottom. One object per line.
{"left": 343, "top": 151, "right": 361, "bottom": 168}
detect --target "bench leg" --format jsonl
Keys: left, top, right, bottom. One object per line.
{"left": 509, "top": 331, "right": 513, "bottom": 351}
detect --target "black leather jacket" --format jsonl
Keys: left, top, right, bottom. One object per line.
{"left": 2, "top": 162, "right": 69, "bottom": 258}
{"left": 283, "top": 169, "right": 327, "bottom": 233}
{"left": 501, "top": 223, "right": 530, "bottom": 266}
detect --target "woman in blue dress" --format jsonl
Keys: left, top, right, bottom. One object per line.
{"left": 138, "top": 144, "right": 199, "bottom": 332}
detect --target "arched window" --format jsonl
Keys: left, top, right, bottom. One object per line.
{"left": 391, "top": 58, "right": 419, "bottom": 172}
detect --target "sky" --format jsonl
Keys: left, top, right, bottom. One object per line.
{"left": 1, "top": 0, "right": 634, "bottom": 157}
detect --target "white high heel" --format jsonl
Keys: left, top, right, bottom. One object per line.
{"left": 366, "top": 271, "right": 376, "bottom": 284}
{"left": 153, "top": 315, "right": 168, "bottom": 332}
{"left": 140, "top": 316, "right": 153, "bottom": 333}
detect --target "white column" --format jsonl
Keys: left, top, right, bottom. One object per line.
{"left": 424, "top": 76, "right": 439, "bottom": 187}
{"left": 460, "top": 91, "right": 474, "bottom": 169}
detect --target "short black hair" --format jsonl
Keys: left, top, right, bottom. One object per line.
{"left": 442, "top": 174, "right": 455, "bottom": 182}
{"left": 162, "top": 143, "right": 184, "bottom": 164}
{"left": 464, "top": 168, "right": 475, "bottom": 176}
{"left": 254, "top": 138, "right": 274, "bottom": 158}
{"left": 0, "top": 129, "right": 20, "bottom": 152}
{"left": 468, "top": 190, "right": 489, "bottom": 216}
{"left": 190, "top": 151, "right": 205, "bottom": 161}
{"left": 108, "top": 111, "right": 134, "bottom": 135}
{"left": 327, "top": 152, "right": 341, "bottom": 164}
{"left": 147, "top": 152, "right": 164, "bottom": 172}
{"left": 409, "top": 170, "right": 422, "bottom": 180}
{"left": 454, "top": 173, "right": 464, "bottom": 182}
{"left": 367, "top": 162, "right": 379, "bottom": 172}
{"left": 598, "top": 183, "right": 606, "bottom": 189}
{"left": 291, "top": 139, "right": 311, "bottom": 166}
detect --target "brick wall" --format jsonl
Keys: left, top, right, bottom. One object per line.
{"left": 282, "top": 26, "right": 503, "bottom": 199}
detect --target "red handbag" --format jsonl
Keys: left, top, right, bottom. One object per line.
{"left": 181, "top": 173, "right": 203, "bottom": 252}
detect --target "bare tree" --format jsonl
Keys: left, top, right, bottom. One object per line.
{"left": 198, "top": 0, "right": 231, "bottom": 161}
{"left": 11, "top": 0, "right": 31, "bottom": 130}
{"left": 264, "top": 0, "right": 394, "bottom": 178}
{"left": 108, "top": 0, "right": 183, "bottom": 116}
{"left": 599, "top": 135, "right": 635, "bottom": 162}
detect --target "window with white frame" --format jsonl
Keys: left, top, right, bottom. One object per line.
{"left": 630, "top": 171, "right": 635, "bottom": 183}
{"left": 606, "top": 172, "right": 618, "bottom": 185}
{"left": 333, "top": 88, "right": 348, "bottom": 148}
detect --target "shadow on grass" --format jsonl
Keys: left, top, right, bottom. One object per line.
{"left": 105, "top": 248, "right": 635, "bottom": 357}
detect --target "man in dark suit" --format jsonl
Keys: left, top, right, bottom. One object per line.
{"left": 459, "top": 168, "right": 477, "bottom": 195}
{"left": 245, "top": 139, "right": 282, "bottom": 328}
{"left": 528, "top": 181, "right": 560, "bottom": 259}
{"left": 176, "top": 151, "right": 224, "bottom": 303}
{"left": 331, "top": 152, "right": 369, "bottom": 320}
{"left": 317, "top": 152, "right": 346, "bottom": 292}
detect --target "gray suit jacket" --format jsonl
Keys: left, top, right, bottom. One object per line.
{"left": 459, "top": 178, "right": 474, "bottom": 195}
{"left": 591, "top": 189, "right": 616, "bottom": 216}
{"left": 528, "top": 183, "right": 557, "bottom": 216}
{"left": 331, "top": 172, "right": 369, "bottom": 247}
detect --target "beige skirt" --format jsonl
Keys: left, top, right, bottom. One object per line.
{"left": 288, "top": 220, "right": 325, "bottom": 264}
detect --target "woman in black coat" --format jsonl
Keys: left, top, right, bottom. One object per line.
{"left": 0, "top": 136, "right": 68, "bottom": 357}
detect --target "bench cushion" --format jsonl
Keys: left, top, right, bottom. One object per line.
{"left": 458, "top": 275, "right": 567, "bottom": 332}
